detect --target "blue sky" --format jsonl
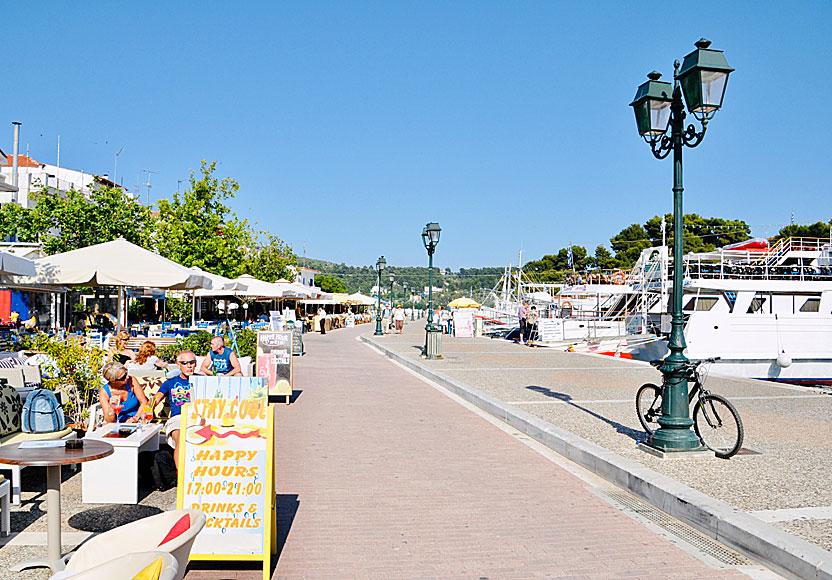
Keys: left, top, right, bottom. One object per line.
{"left": 4, "top": 2, "right": 831, "bottom": 269}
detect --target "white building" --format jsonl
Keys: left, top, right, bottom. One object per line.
{"left": 295, "top": 266, "right": 319, "bottom": 287}
{"left": 0, "top": 151, "right": 124, "bottom": 208}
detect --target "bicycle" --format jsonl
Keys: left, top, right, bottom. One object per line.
{"left": 635, "top": 357, "right": 744, "bottom": 458}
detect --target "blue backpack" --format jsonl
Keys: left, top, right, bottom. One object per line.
{"left": 22, "top": 389, "right": 65, "bottom": 433}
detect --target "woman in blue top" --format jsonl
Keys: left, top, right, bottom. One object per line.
{"left": 99, "top": 361, "right": 150, "bottom": 424}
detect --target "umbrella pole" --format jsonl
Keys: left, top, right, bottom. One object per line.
{"left": 117, "top": 287, "right": 125, "bottom": 332}
{"left": 191, "top": 291, "right": 196, "bottom": 328}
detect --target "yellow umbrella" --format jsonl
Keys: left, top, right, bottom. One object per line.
{"left": 447, "top": 297, "right": 480, "bottom": 308}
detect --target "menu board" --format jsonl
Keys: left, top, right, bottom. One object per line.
{"left": 255, "top": 331, "right": 293, "bottom": 397}
{"left": 537, "top": 318, "right": 564, "bottom": 342}
{"left": 177, "top": 377, "right": 275, "bottom": 579}
{"left": 289, "top": 323, "right": 304, "bottom": 356}
{"left": 452, "top": 310, "right": 474, "bottom": 338}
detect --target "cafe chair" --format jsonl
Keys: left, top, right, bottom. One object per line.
{"left": 0, "top": 474, "right": 9, "bottom": 536}
{"left": 49, "top": 551, "right": 178, "bottom": 580}
{"left": 59, "top": 509, "right": 206, "bottom": 580}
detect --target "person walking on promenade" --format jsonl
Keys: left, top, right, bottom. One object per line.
{"left": 318, "top": 306, "right": 327, "bottom": 334}
{"left": 199, "top": 335, "right": 243, "bottom": 376}
{"left": 527, "top": 305, "right": 539, "bottom": 344}
{"left": 393, "top": 304, "right": 405, "bottom": 334}
{"left": 517, "top": 301, "right": 529, "bottom": 344}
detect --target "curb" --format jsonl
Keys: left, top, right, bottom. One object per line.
{"left": 361, "top": 334, "right": 832, "bottom": 580}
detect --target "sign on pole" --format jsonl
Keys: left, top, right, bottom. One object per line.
{"left": 255, "top": 331, "right": 293, "bottom": 402}
{"left": 177, "top": 377, "right": 275, "bottom": 580}
{"left": 452, "top": 310, "right": 474, "bottom": 338}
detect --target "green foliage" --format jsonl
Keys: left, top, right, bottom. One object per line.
{"left": 610, "top": 224, "right": 652, "bottom": 267}
{"left": 316, "top": 274, "right": 347, "bottom": 293}
{"left": 155, "top": 161, "right": 253, "bottom": 279}
{"left": 157, "top": 328, "right": 257, "bottom": 362}
{"left": 593, "top": 245, "right": 617, "bottom": 269}
{"left": 245, "top": 233, "right": 297, "bottom": 282}
{"left": 0, "top": 184, "right": 154, "bottom": 255}
{"left": 163, "top": 296, "right": 192, "bottom": 322}
{"left": 28, "top": 333, "right": 107, "bottom": 426}
{"left": 158, "top": 330, "right": 214, "bottom": 362}
{"left": 773, "top": 220, "right": 832, "bottom": 241}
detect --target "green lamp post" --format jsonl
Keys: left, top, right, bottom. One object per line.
{"left": 389, "top": 273, "right": 395, "bottom": 307}
{"left": 422, "top": 222, "right": 442, "bottom": 359}
{"left": 630, "top": 39, "right": 733, "bottom": 452}
{"left": 374, "top": 256, "right": 386, "bottom": 336}
{"left": 403, "top": 282, "right": 408, "bottom": 323}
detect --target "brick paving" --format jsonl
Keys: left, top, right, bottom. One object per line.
{"left": 197, "top": 324, "right": 750, "bottom": 580}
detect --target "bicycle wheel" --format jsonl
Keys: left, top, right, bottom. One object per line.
{"left": 635, "top": 383, "right": 662, "bottom": 436}
{"left": 693, "top": 394, "right": 744, "bottom": 458}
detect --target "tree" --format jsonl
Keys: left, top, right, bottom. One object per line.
{"left": 593, "top": 245, "right": 617, "bottom": 269}
{"left": 245, "top": 233, "right": 297, "bottom": 282}
{"left": 156, "top": 161, "right": 253, "bottom": 278}
{"left": 0, "top": 183, "right": 154, "bottom": 254}
{"left": 610, "top": 224, "right": 651, "bottom": 268}
{"left": 316, "top": 274, "right": 347, "bottom": 293}
{"left": 773, "top": 220, "right": 831, "bottom": 241}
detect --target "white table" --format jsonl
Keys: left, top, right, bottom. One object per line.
{"left": 82, "top": 423, "right": 162, "bottom": 504}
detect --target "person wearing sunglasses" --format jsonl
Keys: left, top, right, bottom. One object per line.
{"left": 152, "top": 350, "right": 199, "bottom": 467}
{"left": 100, "top": 361, "right": 151, "bottom": 424}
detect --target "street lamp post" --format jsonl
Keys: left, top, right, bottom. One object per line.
{"left": 630, "top": 39, "right": 733, "bottom": 453}
{"left": 389, "top": 274, "right": 395, "bottom": 307}
{"left": 422, "top": 222, "right": 442, "bottom": 359}
{"left": 374, "top": 256, "right": 386, "bottom": 336}
{"left": 403, "top": 282, "right": 408, "bottom": 323}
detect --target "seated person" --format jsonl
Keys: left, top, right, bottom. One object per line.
{"left": 152, "top": 350, "right": 198, "bottom": 468}
{"left": 99, "top": 361, "right": 150, "bottom": 424}
{"left": 126, "top": 341, "right": 168, "bottom": 371}
{"left": 110, "top": 331, "right": 136, "bottom": 365}
{"left": 199, "top": 336, "right": 243, "bottom": 377}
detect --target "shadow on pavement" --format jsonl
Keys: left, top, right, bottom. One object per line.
{"left": 525, "top": 385, "right": 646, "bottom": 442}
{"left": 68, "top": 504, "right": 163, "bottom": 532}
{"left": 275, "top": 493, "right": 299, "bottom": 558}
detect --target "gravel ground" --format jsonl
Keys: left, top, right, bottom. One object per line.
{"left": 372, "top": 322, "right": 832, "bottom": 553}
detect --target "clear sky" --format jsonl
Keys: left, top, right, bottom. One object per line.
{"left": 4, "top": 2, "right": 831, "bottom": 270}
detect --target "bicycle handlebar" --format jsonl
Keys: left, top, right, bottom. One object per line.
{"left": 649, "top": 356, "right": 720, "bottom": 370}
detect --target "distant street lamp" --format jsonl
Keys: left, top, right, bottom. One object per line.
{"left": 374, "top": 256, "right": 386, "bottom": 336}
{"left": 630, "top": 39, "right": 733, "bottom": 453}
{"left": 389, "top": 274, "right": 395, "bottom": 306}
{"left": 422, "top": 222, "right": 442, "bottom": 359}
{"left": 403, "top": 282, "right": 408, "bottom": 323}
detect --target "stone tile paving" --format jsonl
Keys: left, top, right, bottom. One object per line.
{"left": 269, "top": 325, "right": 750, "bottom": 579}
{"left": 374, "top": 320, "right": 832, "bottom": 553}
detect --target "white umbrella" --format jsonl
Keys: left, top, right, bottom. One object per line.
{"left": 0, "top": 251, "right": 35, "bottom": 276}
{"left": 5, "top": 238, "right": 213, "bottom": 328}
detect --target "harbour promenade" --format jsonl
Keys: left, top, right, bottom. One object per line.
{"left": 360, "top": 319, "right": 832, "bottom": 578}
{"left": 265, "top": 324, "right": 771, "bottom": 579}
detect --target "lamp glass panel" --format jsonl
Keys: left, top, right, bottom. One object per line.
{"left": 649, "top": 100, "right": 672, "bottom": 135}
{"left": 697, "top": 70, "right": 728, "bottom": 113}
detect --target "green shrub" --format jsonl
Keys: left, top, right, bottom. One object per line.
{"left": 157, "top": 328, "right": 257, "bottom": 361}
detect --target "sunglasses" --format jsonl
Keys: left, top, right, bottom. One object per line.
{"left": 178, "top": 359, "right": 197, "bottom": 365}
{"left": 112, "top": 372, "right": 128, "bottom": 382}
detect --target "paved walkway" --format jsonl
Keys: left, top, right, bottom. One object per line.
{"left": 263, "top": 325, "right": 756, "bottom": 579}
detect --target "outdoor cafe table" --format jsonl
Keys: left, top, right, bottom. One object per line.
{"left": 0, "top": 440, "right": 113, "bottom": 573}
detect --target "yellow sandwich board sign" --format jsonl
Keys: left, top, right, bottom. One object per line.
{"left": 177, "top": 377, "right": 275, "bottom": 580}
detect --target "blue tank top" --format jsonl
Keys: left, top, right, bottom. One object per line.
{"left": 101, "top": 380, "right": 140, "bottom": 422}
{"left": 210, "top": 348, "right": 233, "bottom": 374}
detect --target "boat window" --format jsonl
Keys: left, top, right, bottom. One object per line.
{"left": 800, "top": 298, "right": 820, "bottom": 312}
{"left": 683, "top": 297, "right": 719, "bottom": 312}
{"left": 747, "top": 296, "right": 767, "bottom": 313}
{"left": 694, "top": 297, "right": 718, "bottom": 311}
{"left": 723, "top": 292, "right": 736, "bottom": 313}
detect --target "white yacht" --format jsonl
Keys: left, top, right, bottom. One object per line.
{"left": 627, "top": 237, "right": 832, "bottom": 385}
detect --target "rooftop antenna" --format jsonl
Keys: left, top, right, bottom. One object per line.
{"left": 114, "top": 148, "right": 124, "bottom": 185}
{"left": 141, "top": 169, "right": 157, "bottom": 207}
{"left": 56, "top": 134, "right": 60, "bottom": 170}
{"left": 302, "top": 240, "right": 307, "bottom": 267}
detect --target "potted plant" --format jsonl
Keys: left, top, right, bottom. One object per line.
{"left": 28, "top": 332, "right": 107, "bottom": 435}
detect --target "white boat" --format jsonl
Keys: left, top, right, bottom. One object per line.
{"left": 625, "top": 237, "right": 832, "bottom": 385}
